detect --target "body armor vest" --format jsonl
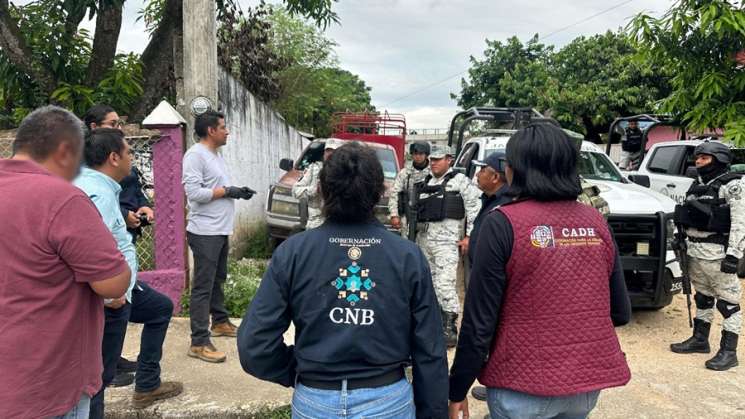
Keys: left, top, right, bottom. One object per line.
{"left": 622, "top": 128, "right": 643, "bottom": 152}
{"left": 674, "top": 173, "right": 742, "bottom": 235}
{"left": 416, "top": 172, "right": 466, "bottom": 222}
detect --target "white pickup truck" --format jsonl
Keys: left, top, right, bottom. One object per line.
{"left": 630, "top": 139, "right": 745, "bottom": 204}
{"left": 454, "top": 134, "right": 684, "bottom": 309}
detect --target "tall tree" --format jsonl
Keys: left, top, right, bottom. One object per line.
{"left": 0, "top": 0, "right": 340, "bottom": 126}
{"left": 267, "top": 7, "right": 372, "bottom": 136}
{"left": 453, "top": 31, "right": 670, "bottom": 142}
{"left": 629, "top": 0, "right": 745, "bottom": 146}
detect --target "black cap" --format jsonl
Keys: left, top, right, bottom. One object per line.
{"left": 409, "top": 141, "right": 430, "bottom": 155}
{"left": 473, "top": 150, "right": 507, "bottom": 173}
{"left": 694, "top": 141, "right": 731, "bottom": 165}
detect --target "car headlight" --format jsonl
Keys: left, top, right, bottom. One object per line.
{"left": 271, "top": 200, "right": 300, "bottom": 216}
{"left": 666, "top": 218, "right": 676, "bottom": 250}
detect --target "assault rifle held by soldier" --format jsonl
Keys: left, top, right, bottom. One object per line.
{"left": 673, "top": 224, "right": 694, "bottom": 328}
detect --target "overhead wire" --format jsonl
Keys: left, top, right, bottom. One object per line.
{"left": 382, "top": 0, "right": 637, "bottom": 107}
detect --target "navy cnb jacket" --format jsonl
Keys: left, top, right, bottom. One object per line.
{"left": 237, "top": 220, "right": 448, "bottom": 419}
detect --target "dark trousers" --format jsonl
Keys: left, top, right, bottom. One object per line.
{"left": 90, "top": 303, "right": 131, "bottom": 419}
{"left": 187, "top": 232, "right": 230, "bottom": 346}
{"left": 129, "top": 280, "right": 174, "bottom": 392}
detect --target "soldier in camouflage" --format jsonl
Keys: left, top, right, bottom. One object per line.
{"left": 578, "top": 177, "right": 610, "bottom": 218}
{"left": 415, "top": 145, "right": 481, "bottom": 347}
{"left": 670, "top": 141, "right": 745, "bottom": 371}
{"left": 292, "top": 139, "right": 343, "bottom": 229}
{"left": 389, "top": 141, "right": 431, "bottom": 238}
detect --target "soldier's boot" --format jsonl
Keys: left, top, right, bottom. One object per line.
{"left": 705, "top": 331, "right": 739, "bottom": 371}
{"left": 444, "top": 312, "right": 458, "bottom": 349}
{"left": 670, "top": 318, "right": 711, "bottom": 354}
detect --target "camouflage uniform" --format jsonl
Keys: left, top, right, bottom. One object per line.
{"left": 577, "top": 178, "right": 610, "bottom": 218}
{"left": 416, "top": 168, "right": 482, "bottom": 314}
{"left": 685, "top": 176, "right": 745, "bottom": 334}
{"left": 292, "top": 162, "right": 324, "bottom": 229}
{"left": 388, "top": 162, "right": 430, "bottom": 238}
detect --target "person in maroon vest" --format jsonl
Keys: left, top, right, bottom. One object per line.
{"left": 448, "top": 122, "right": 632, "bottom": 419}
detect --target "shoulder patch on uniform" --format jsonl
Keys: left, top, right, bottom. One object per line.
{"left": 728, "top": 182, "right": 742, "bottom": 200}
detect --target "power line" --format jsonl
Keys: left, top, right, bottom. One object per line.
{"left": 383, "top": 0, "right": 637, "bottom": 107}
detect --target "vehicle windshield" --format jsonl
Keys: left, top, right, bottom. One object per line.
{"left": 375, "top": 148, "right": 398, "bottom": 179}
{"left": 298, "top": 142, "right": 397, "bottom": 179}
{"left": 484, "top": 148, "right": 624, "bottom": 183}
{"left": 578, "top": 151, "right": 624, "bottom": 182}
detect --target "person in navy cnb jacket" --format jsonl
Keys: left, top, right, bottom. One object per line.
{"left": 238, "top": 142, "right": 448, "bottom": 419}
{"left": 448, "top": 123, "right": 632, "bottom": 419}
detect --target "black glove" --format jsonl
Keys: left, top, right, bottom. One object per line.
{"left": 224, "top": 186, "right": 255, "bottom": 200}
{"left": 721, "top": 255, "right": 739, "bottom": 274}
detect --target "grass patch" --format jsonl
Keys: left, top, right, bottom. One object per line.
{"left": 242, "top": 223, "right": 274, "bottom": 259}
{"left": 180, "top": 258, "right": 269, "bottom": 317}
{"left": 251, "top": 405, "right": 291, "bottom": 419}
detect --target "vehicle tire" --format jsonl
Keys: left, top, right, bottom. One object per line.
{"left": 738, "top": 257, "right": 745, "bottom": 279}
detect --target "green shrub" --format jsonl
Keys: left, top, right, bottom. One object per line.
{"left": 242, "top": 223, "right": 274, "bottom": 259}
{"left": 180, "top": 258, "right": 269, "bottom": 317}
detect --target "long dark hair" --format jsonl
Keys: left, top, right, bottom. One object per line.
{"left": 82, "top": 104, "right": 116, "bottom": 130}
{"left": 320, "top": 142, "right": 384, "bottom": 223}
{"left": 506, "top": 122, "right": 582, "bottom": 201}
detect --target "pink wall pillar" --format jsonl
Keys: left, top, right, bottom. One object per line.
{"left": 139, "top": 102, "right": 188, "bottom": 313}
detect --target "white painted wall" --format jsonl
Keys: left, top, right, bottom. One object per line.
{"left": 216, "top": 67, "right": 309, "bottom": 244}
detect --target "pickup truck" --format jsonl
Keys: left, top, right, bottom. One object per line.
{"left": 631, "top": 138, "right": 745, "bottom": 204}
{"left": 265, "top": 139, "right": 400, "bottom": 244}
{"left": 454, "top": 128, "right": 683, "bottom": 309}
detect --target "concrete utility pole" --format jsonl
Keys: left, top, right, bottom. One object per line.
{"left": 179, "top": 0, "right": 219, "bottom": 143}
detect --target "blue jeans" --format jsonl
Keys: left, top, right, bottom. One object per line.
{"left": 52, "top": 394, "right": 90, "bottom": 419}
{"left": 487, "top": 388, "right": 600, "bottom": 419}
{"left": 89, "top": 303, "right": 131, "bottom": 419}
{"left": 128, "top": 280, "right": 174, "bottom": 392}
{"left": 292, "top": 378, "right": 415, "bottom": 419}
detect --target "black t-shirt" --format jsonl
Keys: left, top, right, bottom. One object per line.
{"left": 237, "top": 220, "right": 448, "bottom": 418}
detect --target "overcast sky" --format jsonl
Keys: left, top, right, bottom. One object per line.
{"left": 57, "top": 0, "right": 673, "bottom": 128}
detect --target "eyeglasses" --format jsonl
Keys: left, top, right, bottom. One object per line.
{"left": 101, "top": 119, "right": 124, "bottom": 128}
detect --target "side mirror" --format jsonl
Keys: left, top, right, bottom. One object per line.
{"left": 279, "top": 158, "right": 294, "bottom": 172}
{"left": 684, "top": 166, "right": 698, "bottom": 179}
{"left": 628, "top": 174, "right": 651, "bottom": 188}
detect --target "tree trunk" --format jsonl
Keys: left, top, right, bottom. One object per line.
{"left": 86, "top": 2, "right": 123, "bottom": 87}
{"left": 581, "top": 116, "right": 603, "bottom": 144}
{"left": 131, "top": 0, "right": 183, "bottom": 121}
{"left": 0, "top": 0, "right": 57, "bottom": 97}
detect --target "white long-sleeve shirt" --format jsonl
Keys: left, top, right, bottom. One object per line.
{"left": 182, "top": 142, "right": 235, "bottom": 235}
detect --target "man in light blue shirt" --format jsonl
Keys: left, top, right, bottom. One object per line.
{"left": 75, "top": 128, "right": 182, "bottom": 417}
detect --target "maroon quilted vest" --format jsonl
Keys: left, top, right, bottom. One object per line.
{"left": 478, "top": 199, "right": 631, "bottom": 396}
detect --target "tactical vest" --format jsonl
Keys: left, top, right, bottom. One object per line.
{"left": 674, "top": 173, "right": 742, "bottom": 239}
{"left": 416, "top": 172, "right": 466, "bottom": 222}
{"left": 397, "top": 167, "right": 426, "bottom": 216}
{"left": 479, "top": 200, "right": 630, "bottom": 396}
{"left": 622, "top": 128, "right": 643, "bottom": 152}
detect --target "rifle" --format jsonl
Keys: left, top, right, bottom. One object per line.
{"left": 406, "top": 181, "right": 422, "bottom": 242}
{"left": 673, "top": 224, "right": 693, "bottom": 328}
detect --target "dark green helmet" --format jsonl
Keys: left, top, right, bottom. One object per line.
{"left": 409, "top": 141, "right": 430, "bottom": 155}
{"left": 694, "top": 141, "right": 731, "bottom": 165}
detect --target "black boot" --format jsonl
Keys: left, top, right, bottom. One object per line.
{"left": 705, "top": 331, "right": 739, "bottom": 371}
{"left": 671, "top": 319, "right": 711, "bottom": 354}
{"left": 443, "top": 312, "right": 458, "bottom": 348}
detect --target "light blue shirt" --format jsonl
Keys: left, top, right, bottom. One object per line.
{"left": 74, "top": 167, "right": 137, "bottom": 302}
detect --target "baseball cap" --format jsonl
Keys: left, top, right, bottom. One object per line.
{"left": 429, "top": 145, "right": 453, "bottom": 159}
{"left": 473, "top": 150, "right": 507, "bottom": 173}
{"left": 324, "top": 138, "right": 344, "bottom": 150}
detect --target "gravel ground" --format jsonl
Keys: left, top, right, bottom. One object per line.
{"left": 107, "top": 292, "right": 745, "bottom": 418}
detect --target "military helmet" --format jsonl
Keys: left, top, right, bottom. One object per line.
{"left": 694, "top": 140, "right": 731, "bottom": 165}
{"left": 409, "top": 141, "right": 431, "bottom": 155}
